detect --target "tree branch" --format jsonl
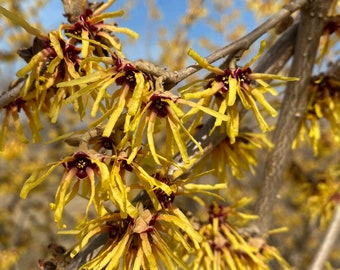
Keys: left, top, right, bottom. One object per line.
{"left": 0, "top": 77, "right": 26, "bottom": 107}
{"left": 254, "top": 0, "right": 333, "bottom": 233}
{"left": 308, "top": 203, "right": 340, "bottom": 270}
{"left": 252, "top": 22, "right": 298, "bottom": 74}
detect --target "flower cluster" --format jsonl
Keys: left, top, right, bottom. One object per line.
{"left": 180, "top": 41, "right": 298, "bottom": 142}
{"left": 292, "top": 163, "right": 340, "bottom": 229}
{"left": 0, "top": 97, "right": 42, "bottom": 150}
{"left": 0, "top": 2, "right": 229, "bottom": 168}
{"left": 183, "top": 200, "right": 290, "bottom": 270}
{"left": 21, "top": 149, "right": 112, "bottom": 228}
{"left": 202, "top": 132, "right": 273, "bottom": 181}
{"left": 0, "top": 1, "right": 137, "bottom": 146}
{"left": 6, "top": 1, "right": 296, "bottom": 268}
{"left": 66, "top": 204, "right": 202, "bottom": 270}
{"left": 294, "top": 73, "right": 340, "bottom": 155}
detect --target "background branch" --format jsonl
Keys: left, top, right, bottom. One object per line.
{"left": 253, "top": 22, "right": 298, "bottom": 74}
{"left": 308, "top": 203, "right": 340, "bottom": 270}
{"left": 254, "top": 0, "right": 333, "bottom": 233}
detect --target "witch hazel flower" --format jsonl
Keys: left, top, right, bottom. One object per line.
{"left": 180, "top": 40, "right": 299, "bottom": 142}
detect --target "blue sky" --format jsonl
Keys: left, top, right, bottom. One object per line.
{"left": 39, "top": 0, "right": 256, "bottom": 62}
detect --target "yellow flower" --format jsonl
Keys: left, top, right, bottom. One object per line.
{"left": 20, "top": 150, "right": 112, "bottom": 228}
{"left": 58, "top": 57, "right": 155, "bottom": 139}
{"left": 0, "top": 2, "right": 138, "bottom": 147}
{"left": 296, "top": 167, "right": 340, "bottom": 229}
{"left": 184, "top": 200, "right": 289, "bottom": 270}
{"left": 181, "top": 41, "right": 298, "bottom": 140}
{"left": 126, "top": 90, "right": 198, "bottom": 166}
{"left": 14, "top": 29, "right": 87, "bottom": 121}
{"left": 126, "top": 89, "right": 228, "bottom": 167}
{"left": 60, "top": 2, "right": 138, "bottom": 58}
{"left": 203, "top": 132, "right": 273, "bottom": 181}
{"left": 69, "top": 204, "right": 202, "bottom": 270}
{"left": 0, "top": 98, "right": 42, "bottom": 150}
{"left": 294, "top": 73, "right": 340, "bottom": 155}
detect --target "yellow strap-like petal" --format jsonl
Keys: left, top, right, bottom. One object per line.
{"left": 54, "top": 170, "right": 76, "bottom": 228}
{"left": 188, "top": 48, "right": 224, "bottom": 74}
{"left": 81, "top": 30, "right": 90, "bottom": 58}
{"left": 20, "top": 163, "right": 61, "bottom": 199}
{"left": 227, "top": 76, "right": 238, "bottom": 106}
{"left": 183, "top": 99, "right": 229, "bottom": 122}
{"left": 103, "top": 25, "right": 139, "bottom": 40}
{"left": 91, "top": 10, "right": 125, "bottom": 24}
{"left": 244, "top": 40, "right": 266, "bottom": 68}
{"left": 167, "top": 113, "right": 190, "bottom": 164}
{"left": 251, "top": 73, "right": 299, "bottom": 82}
{"left": 223, "top": 248, "right": 238, "bottom": 270}
{"left": 103, "top": 86, "right": 128, "bottom": 137}
{"left": 49, "top": 31, "right": 64, "bottom": 59}
{"left": 215, "top": 98, "right": 228, "bottom": 127}
{"left": 251, "top": 89, "right": 278, "bottom": 117}
{"left": 0, "top": 6, "right": 44, "bottom": 37}
{"left": 141, "top": 233, "right": 157, "bottom": 269}
{"left": 127, "top": 72, "right": 144, "bottom": 116}
{"left": 253, "top": 78, "right": 278, "bottom": 96}
{"left": 101, "top": 232, "right": 130, "bottom": 269}
{"left": 16, "top": 52, "right": 45, "bottom": 78}
{"left": 97, "top": 30, "right": 122, "bottom": 52}
{"left": 226, "top": 104, "right": 239, "bottom": 144}
{"left": 247, "top": 95, "right": 269, "bottom": 131}
{"left": 70, "top": 226, "right": 103, "bottom": 258}
{"left": 147, "top": 113, "right": 162, "bottom": 165}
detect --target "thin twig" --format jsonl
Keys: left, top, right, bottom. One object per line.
{"left": 0, "top": 77, "right": 26, "bottom": 107}
{"left": 254, "top": 0, "right": 333, "bottom": 233}
{"left": 308, "top": 203, "right": 340, "bottom": 270}
{"left": 158, "top": 0, "right": 307, "bottom": 89}
{"left": 252, "top": 22, "right": 298, "bottom": 74}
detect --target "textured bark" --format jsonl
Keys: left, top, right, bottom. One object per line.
{"left": 254, "top": 0, "right": 333, "bottom": 233}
